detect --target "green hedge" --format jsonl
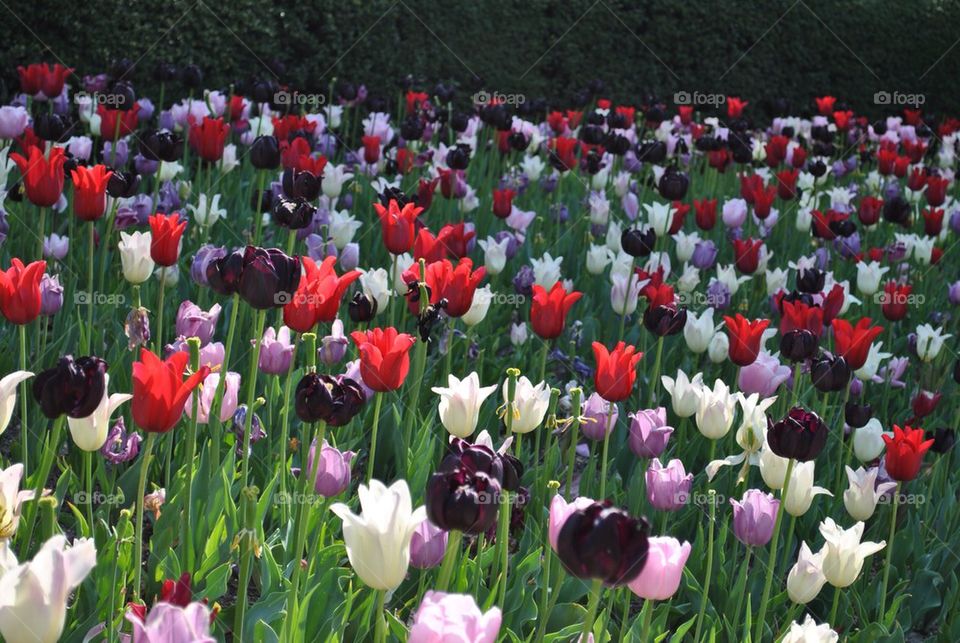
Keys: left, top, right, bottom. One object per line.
{"left": 2, "top": 0, "right": 959, "bottom": 117}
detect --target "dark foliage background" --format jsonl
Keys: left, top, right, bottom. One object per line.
{"left": 2, "top": 0, "right": 959, "bottom": 117}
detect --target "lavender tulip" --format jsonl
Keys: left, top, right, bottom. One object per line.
{"left": 646, "top": 458, "right": 692, "bottom": 511}
{"left": 174, "top": 300, "right": 221, "bottom": 346}
{"left": 410, "top": 519, "right": 448, "bottom": 569}
{"left": 259, "top": 326, "right": 295, "bottom": 375}
{"left": 581, "top": 392, "right": 618, "bottom": 441}
{"left": 628, "top": 407, "right": 673, "bottom": 458}
{"left": 730, "top": 489, "right": 779, "bottom": 546}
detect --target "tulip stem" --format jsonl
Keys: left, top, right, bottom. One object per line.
{"left": 754, "top": 458, "right": 795, "bottom": 642}
{"left": 693, "top": 488, "right": 717, "bottom": 642}
{"left": 731, "top": 546, "right": 752, "bottom": 638}
{"left": 133, "top": 432, "right": 157, "bottom": 601}
{"left": 85, "top": 221, "right": 95, "bottom": 354}
{"left": 496, "top": 488, "right": 511, "bottom": 606}
{"left": 19, "top": 417, "right": 64, "bottom": 551}
{"left": 278, "top": 334, "right": 301, "bottom": 525}
{"left": 435, "top": 529, "right": 462, "bottom": 592}
{"left": 834, "top": 384, "right": 851, "bottom": 491}
{"left": 598, "top": 401, "right": 615, "bottom": 499}
{"left": 153, "top": 267, "right": 166, "bottom": 354}
{"left": 208, "top": 293, "right": 240, "bottom": 475}
{"left": 18, "top": 324, "right": 28, "bottom": 476}
{"left": 241, "top": 308, "right": 268, "bottom": 489}
{"left": 183, "top": 338, "right": 201, "bottom": 572}
{"left": 648, "top": 335, "right": 664, "bottom": 407}
{"left": 366, "top": 392, "right": 384, "bottom": 482}
{"left": 373, "top": 589, "right": 387, "bottom": 643}
{"left": 564, "top": 388, "right": 583, "bottom": 497}
{"left": 252, "top": 170, "right": 266, "bottom": 245}
{"left": 829, "top": 585, "right": 841, "bottom": 627}
{"left": 36, "top": 206, "right": 46, "bottom": 263}
{"left": 639, "top": 598, "right": 653, "bottom": 643}
{"left": 580, "top": 578, "right": 604, "bottom": 643}
{"left": 83, "top": 450, "right": 94, "bottom": 530}
{"left": 878, "top": 481, "right": 901, "bottom": 620}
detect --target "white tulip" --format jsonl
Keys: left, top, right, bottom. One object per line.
{"left": 218, "top": 144, "right": 239, "bottom": 174}
{"left": 759, "top": 445, "right": 790, "bottom": 490}
{"left": 716, "top": 264, "right": 750, "bottom": 295}
{"left": 520, "top": 156, "right": 545, "bottom": 181}
{"left": 187, "top": 193, "right": 226, "bottom": 227}
{"left": 0, "top": 463, "right": 33, "bottom": 540}
{"left": 329, "top": 210, "right": 363, "bottom": 249}
{"left": 707, "top": 331, "right": 729, "bottom": 364}
{"left": 322, "top": 164, "right": 354, "bottom": 198}
{"left": 66, "top": 374, "right": 132, "bottom": 452}
{"left": 360, "top": 268, "right": 391, "bottom": 315}
{"left": 605, "top": 221, "right": 623, "bottom": 253}
{"left": 661, "top": 370, "right": 703, "bottom": 418}
{"left": 461, "top": 286, "right": 493, "bottom": 327}
{"left": 329, "top": 479, "right": 426, "bottom": 591}
{"left": 782, "top": 615, "right": 838, "bottom": 643}
{"left": 784, "top": 461, "right": 833, "bottom": 517}
{"left": 843, "top": 466, "right": 897, "bottom": 522}
{"left": 852, "top": 418, "right": 890, "bottom": 462}
{"left": 819, "top": 518, "right": 885, "bottom": 588}
{"left": 586, "top": 244, "right": 614, "bottom": 275}
{"left": 432, "top": 372, "right": 497, "bottom": 438}
{"left": 766, "top": 268, "right": 790, "bottom": 296}
{"left": 391, "top": 253, "right": 414, "bottom": 295}
{"left": 503, "top": 376, "right": 551, "bottom": 434}
{"left": 674, "top": 231, "right": 700, "bottom": 263}
{"left": 118, "top": 231, "right": 155, "bottom": 284}
{"left": 478, "top": 236, "right": 510, "bottom": 276}
{"left": 531, "top": 253, "right": 563, "bottom": 289}
{"left": 683, "top": 308, "right": 717, "bottom": 354}
{"left": 0, "top": 535, "right": 96, "bottom": 643}
{"left": 855, "top": 261, "right": 889, "bottom": 296}
{"left": 854, "top": 342, "right": 890, "bottom": 381}
{"left": 643, "top": 202, "right": 674, "bottom": 236}
{"left": 154, "top": 264, "right": 179, "bottom": 288}
{"left": 786, "top": 543, "right": 828, "bottom": 604}
{"left": 0, "top": 371, "right": 33, "bottom": 436}
{"left": 588, "top": 192, "right": 610, "bottom": 225}
{"left": 510, "top": 323, "right": 528, "bottom": 346}
{"left": 915, "top": 323, "right": 951, "bottom": 362}
{"left": 695, "top": 379, "right": 736, "bottom": 439}
{"left": 609, "top": 272, "right": 643, "bottom": 316}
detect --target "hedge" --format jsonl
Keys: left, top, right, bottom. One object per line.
{"left": 1, "top": 0, "right": 958, "bottom": 118}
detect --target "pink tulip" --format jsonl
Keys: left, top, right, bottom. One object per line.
{"left": 409, "top": 591, "right": 501, "bottom": 643}
{"left": 628, "top": 537, "right": 692, "bottom": 600}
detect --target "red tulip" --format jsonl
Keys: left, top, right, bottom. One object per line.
{"left": 417, "top": 178, "right": 439, "bottom": 211}
{"left": 922, "top": 208, "right": 944, "bottom": 236}
{"left": 414, "top": 228, "right": 448, "bottom": 264}
{"left": 18, "top": 63, "right": 73, "bottom": 98}
{"left": 546, "top": 111, "right": 566, "bottom": 134}
{"left": 723, "top": 314, "right": 770, "bottom": 367}
{"left": 882, "top": 425, "right": 934, "bottom": 481}
{"left": 765, "top": 135, "right": 789, "bottom": 166}
{"left": 858, "top": 196, "right": 883, "bottom": 226}
{"left": 726, "top": 97, "right": 748, "bottom": 119}
{"left": 283, "top": 256, "right": 361, "bottom": 331}
{"left": 149, "top": 213, "right": 188, "bottom": 267}
{"left": 71, "top": 164, "right": 113, "bottom": 221}
{"left": 693, "top": 198, "right": 717, "bottom": 230}
{"left": 361, "top": 135, "right": 381, "bottom": 164}
{"left": 16, "top": 63, "right": 44, "bottom": 95}
{"left": 403, "top": 258, "right": 485, "bottom": 318}
{"left": 98, "top": 104, "right": 141, "bottom": 139}
{"left": 707, "top": 148, "right": 731, "bottom": 172}
{"left": 271, "top": 115, "right": 317, "bottom": 142}
{"left": 907, "top": 167, "right": 928, "bottom": 192}
{"left": 188, "top": 116, "right": 229, "bottom": 162}
{"left": 790, "top": 146, "right": 807, "bottom": 169}
{"left": 132, "top": 349, "right": 210, "bottom": 433}
{"left": 677, "top": 105, "right": 693, "bottom": 125}
{"left": 349, "top": 327, "right": 416, "bottom": 392}
{"left": 881, "top": 281, "right": 911, "bottom": 321}
{"left": 739, "top": 174, "right": 764, "bottom": 204}
{"left": 925, "top": 176, "right": 949, "bottom": 207}
{"left": 550, "top": 137, "right": 578, "bottom": 172}
{"left": 877, "top": 148, "right": 897, "bottom": 176}
{"left": 0, "top": 258, "right": 46, "bottom": 325}
{"left": 752, "top": 186, "right": 777, "bottom": 219}
{"left": 9, "top": 146, "right": 66, "bottom": 207}
{"left": 374, "top": 199, "right": 424, "bottom": 254}
{"left": 531, "top": 283, "right": 582, "bottom": 340}
{"left": 436, "top": 222, "right": 474, "bottom": 259}
{"left": 775, "top": 169, "right": 799, "bottom": 200}
{"left": 820, "top": 284, "right": 845, "bottom": 326}
{"left": 733, "top": 238, "right": 763, "bottom": 274}
{"left": 492, "top": 188, "right": 515, "bottom": 219}
{"left": 814, "top": 96, "right": 836, "bottom": 116}
{"left": 832, "top": 110, "right": 854, "bottom": 130}
{"left": 669, "top": 202, "right": 689, "bottom": 234}
{"left": 831, "top": 317, "right": 883, "bottom": 370}
{"left": 780, "top": 300, "right": 824, "bottom": 337}
{"left": 591, "top": 341, "right": 642, "bottom": 402}
{"left": 893, "top": 156, "right": 910, "bottom": 178}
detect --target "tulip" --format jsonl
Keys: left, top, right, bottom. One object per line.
{"left": 32, "top": 355, "right": 108, "bottom": 420}
{"left": 410, "top": 519, "right": 448, "bottom": 569}
{"left": 915, "top": 323, "right": 951, "bottom": 362}
{"left": 258, "top": 326, "right": 295, "bottom": 375}
{"left": 426, "top": 460, "right": 502, "bottom": 535}
{"left": 759, "top": 445, "right": 790, "bottom": 490}
{"left": 118, "top": 232, "right": 156, "bottom": 284}
{"left": 207, "top": 246, "right": 302, "bottom": 310}
{"left": 0, "top": 371, "right": 33, "bottom": 436}
{"left": 127, "top": 602, "right": 215, "bottom": 643}
{"left": 786, "top": 542, "right": 828, "bottom": 604}
{"left": 882, "top": 425, "right": 934, "bottom": 481}
{"left": 580, "top": 392, "right": 618, "bottom": 441}
{"left": 131, "top": 349, "right": 209, "bottom": 433}
{"left": 0, "top": 535, "right": 97, "bottom": 643}
{"left": 609, "top": 272, "right": 643, "bottom": 316}
{"left": 646, "top": 458, "right": 692, "bottom": 511}
{"left": 661, "top": 369, "right": 703, "bottom": 418}
{"left": 0, "top": 259, "right": 46, "bottom": 325}
{"left": 548, "top": 494, "right": 596, "bottom": 552}
{"left": 295, "top": 373, "right": 365, "bottom": 426}
{"left": 432, "top": 372, "right": 497, "bottom": 439}
{"left": 307, "top": 440, "right": 355, "bottom": 497}
{"left": 183, "top": 371, "right": 240, "bottom": 424}
{"left": 148, "top": 213, "right": 187, "bottom": 267}
{"left": 0, "top": 463, "right": 34, "bottom": 540}
{"left": 70, "top": 165, "right": 113, "bottom": 221}
{"left": 502, "top": 376, "right": 551, "bottom": 434}
{"left": 174, "top": 301, "right": 221, "bottom": 346}
{"left": 329, "top": 479, "right": 427, "bottom": 590}
{"left": 781, "top": 615, "right": 838, "bottom": 643}
{"left": 0, "top": 106, "right": 28, "bottom": 139}
{"left": 707, "top": 331, "right": 729, "bottom": 363}
{"left": 683, "top": 307, "right": 717, "bottom": 353}
{"left": 819, "top": 518, "right": 885, "bottom": 588}
{"left": 66, "top": 374, "right": 132, "bottom": 452}
{"left": 628, "top": 407, "right": 673, "bottom": 458}
{"left": 409, "top": 591, "right": 502, "bottom": 643}
{"left": 9, "top": 146, "right": 66, "bottom": 207}
{"left": 831, "top": 317, "right": 883, "bottom": 370}
{"left": 723, "top": 314, "right": 770, "bottom": 367}
{"left": 374, "top": 199, "right": 423, "bottom": 254}
{"left": 738, "top": 351, "right": 791, "bottom": 397}
{"left": 350, "top": 327, "right": 416, "bottom": 392}
{"left": 556, "top": 501, "right": 649, "bottom": 584}
{"left": 188, "top": 116, "right": 229, "bottom": 162}
{"left": 855, "top": 261, "right": 889, "bottom": 296}
{"left": 852, "top": 418, "right": 889, "bottom": 461}
{"left": 695, "top": 378, "right": 736, "bottom": 439}
{"left": 478, "top": 236, "right": 510, "bottom": 275}
{"left": 322, "top": 164, "right": 354, "bottom": 198}
{"left": 461, "top": 286, "right": 493, "bottom": 327}
{"left": 784, "top": 461, "right": 833, "bottom": 516}
{"left": 730, "top": 489, "right": 779, "bottom": 546}
{"left": 627, "top": 537, "right": 691, "bottom": 600}
{"left": 403, "top": 258, "right": 486, "bottom": 318}
{"left": 510, "top": 323, "right": 528, "bottom": 346}
{"left": 530, "top": 282, "right": 582, "bottom": 340}
{"left": 767, "top": 406, "right": 828, "bottom": 462}
{"left": 592, "top": 341, "right": 642, "bottom": 402}
{"left": 843, "top": 466, "right": 896, "bottom": 521}
{"left": 186, "top": 193, "right": 226, "bottom": 227}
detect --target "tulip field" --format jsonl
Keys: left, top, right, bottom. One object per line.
{"left": 0, "top": 60, "right": 959, "bottom": 643}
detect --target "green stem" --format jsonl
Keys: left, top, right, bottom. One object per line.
{"left": 732, "top": 547, "right": 752, "bottom": 637}
{"left": 435, "top": 529, "right": 463, "bottom": 592}
{"left": 598, "top": 401, "right": 615, "bottom": 499}
{"left": 133, "top": 432, "right": 158, "bottom": 600}
{"left": 36, "top": 206, "right": 46, "bottom": 262}
{"left": 829, "top": 585, "right": 841, "bottom": 627}
{"left": 565, "top": 388, "right": 583, "bottom": 497}
{"left": 580, "top": 578, "right": 604, "bottom": 642}
{"left": 208, "top": 293, "right": 240, "bottom": 474}
{"left": 153, "top": 267, "right": 167, "bottom": 353}
{"left": 878, "top": 481, "right": 901, "bottom": 619}
{"left": 183, "top": 338, "right": 201, "bottom": 572}
{"left": 84, "top": 221, "right": 95, "bottom": 354}
{"left": 754, "top": 458, "right": 796, "bottom": 642}
{"left": 278, "top": 334, "right": 300, "bottom": 525}
{"left": 367, "top": 392, "right": 384, "bottom": 482}
{"left": 83, "top": 450, "right": 93, "bottom": 530}
{"left": 18, "top": 324, "right": 28, "bottom": 475}
{"left": 373, "top": 590, "right": 387, "bottom": 643}
{"left": 234, "top": 486, "right": 258, "bottom": 640}
{"left": 241, "top": 309, "right": 268, "bottom": 489}
{"left": 693, "top": 489, "right": 717, "bottom": 642}
{"left": 639, "top": 598, "right": 653, "bottom": 643}
{"left": 648, "top": 335, "right": 664, "bottom": 408}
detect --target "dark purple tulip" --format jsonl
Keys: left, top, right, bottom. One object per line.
{"left": 191, "top": 244, "right": 227, "bottom": 286}
{"left": 844, "top": 401, "right": 872, "bottom": 428}
{"left": 295, "top": 373, "right": 365, "bottom": 426}
{"left": 556, "top": 501, "right": 649, "bottom": 585}
{"left": 100, "top": 417, "right": 142, "bottom": 464}
{"left": 426, "top": 463, "right": 502, "bottom": 534}
{"left": 810, "top": 353, "right": 850, "bottom": 392}
{"left": 767, "top": 406, "right": 828, "bottom": 462}
{"left": 779, "top": 329, "right": 818, "bottom": 362}
{"left": 32, "top": 355, "right": 108, "bottom": 419}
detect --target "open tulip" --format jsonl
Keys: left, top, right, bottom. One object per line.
{"left": 661, "top": 369, "right": 703, "bottom": 418}
{"left": 627, "top": 537, "right": 691, "bottom": 600}
{"left": 782, "top": 615, "right": 838, "bottom": 643}
{"left": 127, "top": 602, "right": 215, "bottom": 643}
{"left": 433, "top": 372, "right": 497, "bottom": 438}
{"left": 409, "top": 591, "right": 502, "bottom": 643}
{"left": 350, "top": 327, "right": 416, "bottom": 392}
{"left": 843, "top": 466, "right": 897, "bottom": 521}
{"left": 132, "top": 349, "right": 210, "bottom": 433}
{"left": 0, "top": 259, "right": 47, "bottom": 325}
{"left": 882, "top": 424, "right": 934, "bottom": 481}
{"left": 787, "top": 542, "right": 827, "bottom": 604}
{"left": 0, "top": 463, "right": 34, "bottom": 540}
{"left": 148, "top": 213, "right": 188, "bottom": 267}
{"left": 66, "top": 374, "right": 132, "bottom": 451}
{"left": 0, "top": 371, "right": 33, "bottom": 435}
{"left": 9, "top": 146, "right": 66, "bottom": 207}
{"left": 530, "top": 282, "right": 582, "bottom": 339}
{"left": 591, "top": 341, "right": 642, "bottom": 402}
{"left": 723, "top": 314, "right": 770, "bottom": 367}
{"left": 0, "top": 535, "right": 96, "bottom": 643}
{"left": 184, "top": 371, "right": 240, "bottom": 424}
{"left": 503, "top": 376, "right": 551, "bottom": 434}
{"left": 784, "top": 461, "right": 833, "bottom": 517}
{"left": 330, "top": 479, "right": 426, "bottom": 590}
{"left": 819, "top": 518, "right": 885, "bottom": 588}
{"left": 118, "top": 232, "right": 156, "bottom": 284}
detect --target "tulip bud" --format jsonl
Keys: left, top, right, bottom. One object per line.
{"left": 556, "top": 501, "right": 649, "bottom": 585}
